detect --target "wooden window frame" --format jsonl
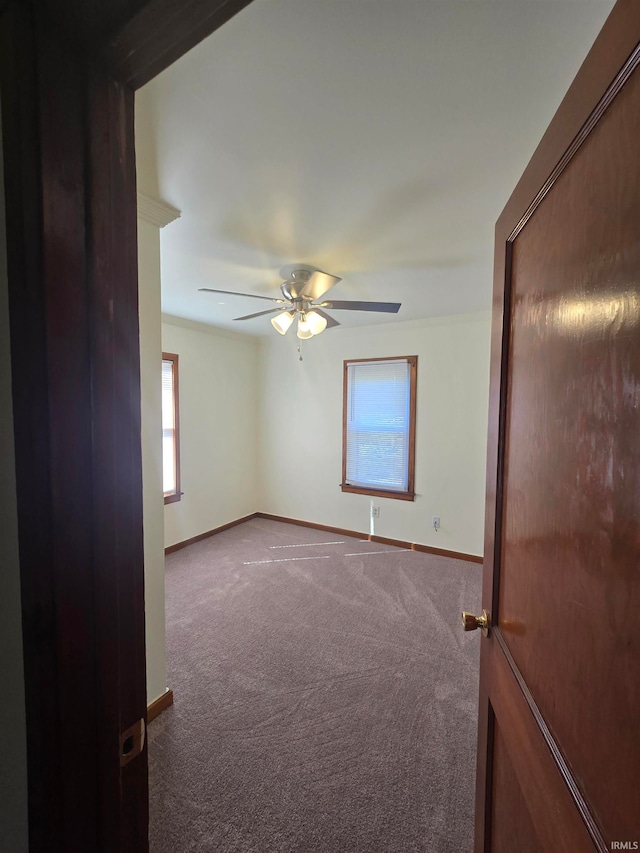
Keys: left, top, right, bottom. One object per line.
{"left": 341, "top": 355, "right": 417, "bottom": 502}
{"left": 162, "top": 352, "right": 181, "bottom": 504}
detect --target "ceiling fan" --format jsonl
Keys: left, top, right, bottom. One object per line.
{"left": 199, "top": 266, "right": 401, "bottom": 339}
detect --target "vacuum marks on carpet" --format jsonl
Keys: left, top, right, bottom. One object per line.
{"left": 149, "top": 519, "right": 481, "bottom": 853}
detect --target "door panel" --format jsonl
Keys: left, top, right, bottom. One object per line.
{"left": 491, "top": 722, "right": 541, "bottom": 853}
{"left": 501, "top": 61, "right": 640, "bottom": 842}
{"left": 485, "top": 639, "right": 596, "bottom": 852}
{"left": 475, "top": 3, "right": 640, "bottom": 850}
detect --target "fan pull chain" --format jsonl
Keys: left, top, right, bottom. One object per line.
{"left": 297, "top": 338, "right": 303, "bottom": 361}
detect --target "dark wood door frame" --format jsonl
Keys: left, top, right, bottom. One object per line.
{"left": 0, "top": 0, "right": 254, "bottom": 848}
{"left": 477, "top": 1, "right": 640, "bottom": 849}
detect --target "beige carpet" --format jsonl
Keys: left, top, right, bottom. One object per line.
{"left": 149, "top": 518, "right": 481, "bottom": 852}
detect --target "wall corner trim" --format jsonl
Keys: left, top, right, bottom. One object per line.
{"left": 255, "top": 513, "right": 483, "bottom": 564}
{"left": 167, "top": 512, "right": 483, "bottom": 564}
{"left": 137, "top": 192, "right": 181, "bottom": 228}
{"left": 147, "top": 689, "right": 174, "bottom": 722}
{"left": 165, "top": 513, "right": 259, "bottom": 554}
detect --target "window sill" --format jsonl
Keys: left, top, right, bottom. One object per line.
{"left": 164, "top": 492, "right": 183, "bottom": 505}
{"left": 340, "top": 484, "right": 415, "bottom": 502}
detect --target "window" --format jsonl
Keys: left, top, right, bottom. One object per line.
{"left": 342, "top": 356, "right": 417, "bottom": 501}
{"left": 162, "top": 352, "right": 181, "bottom": 504}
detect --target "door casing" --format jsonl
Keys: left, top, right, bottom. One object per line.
{"left": 0, "top": 0, "right": 255, "bottom": 848}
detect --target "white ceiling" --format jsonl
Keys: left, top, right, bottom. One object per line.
{"left": 139, "top": 0, "right": 615, "bottom": 336}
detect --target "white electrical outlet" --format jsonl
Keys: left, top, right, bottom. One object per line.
{"left": 432, "top": 516, "right": 440, "bottom": 531}
{"left": 371, "top": 506, "right": 380, "bottom": 518}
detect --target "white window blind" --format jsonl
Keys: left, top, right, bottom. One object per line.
{"left": 345, "top": 359, "right": 412, "bottom": 492}
{"left": 162, "top": 358, "right": 176, "bottom": 495}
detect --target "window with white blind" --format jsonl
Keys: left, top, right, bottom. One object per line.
{"left": 342, "top": 356, "right": 417, "bottom": 501}
{"left": 162, "top": 352, "right": 181, "bottom": 504}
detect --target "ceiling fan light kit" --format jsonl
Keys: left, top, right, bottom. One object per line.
{"left": 199, "top": 266, "right": 401, "bottom": 355}
{"left": 270, "top": 311, "right": 294, "bottom": 335}
{"left": 302, "top": 310, "right": 327, "bottom": 336}
{"left": 296, "top": 315, "right": 314, "bottom": 340}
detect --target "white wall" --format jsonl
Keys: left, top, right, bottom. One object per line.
{"left": 162, "top": 317, "right": 260, "bottom": 548}
{"left": 138, "top": 216, "right": 167, "bottom": 704}
{"left": 257, "top": 313, "right": 491, "bottom": 557}
{"left": 0, "top": 100, "right": 29, "bottom": 852}
{"left": 136, "top": 89, "right": 173, "bottom": 704}
{"left": 135, "top": 89, "right": 159, "bottom": 199}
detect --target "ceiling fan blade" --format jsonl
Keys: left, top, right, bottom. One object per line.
{"left": 323, "top": 300, "right": 401, "bottom": 313}
{"left": 298, "top": 270, "right": 342, "bottom": 300}
{"left": 311, "top": 308, "right": 340, "bottom": 329}
{"left": 233, "top": 308, "right": 282, "bottom": 321}
{"left": 199, "top": 287, "right": 284, "bottom": 303}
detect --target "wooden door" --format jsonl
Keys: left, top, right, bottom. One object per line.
{"left": 474, "top": 3, "right": 640, "bottom": 851}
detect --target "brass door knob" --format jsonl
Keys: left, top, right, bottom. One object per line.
{"left": 461, "top": 609, "right": 490, "bottom": 637}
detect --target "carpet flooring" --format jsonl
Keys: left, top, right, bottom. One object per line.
{"left": 148, "top": 518, "right": 481, "bottom": 852}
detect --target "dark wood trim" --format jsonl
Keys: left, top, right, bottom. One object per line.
{"left": 256, "top": 512, "right": 366, "bottom": 542}
{"left": 407, "top": 355, "right": 417, "bottom": 497}
{"left": 256, "top": 513, "right": 483, "bottom": 564}
{"left": 411, "top": 541, "right": 483, "bottom": 565}
{"left": 342, "top": 355, "right": 418, "bottom": 502}
{"left": 165, "top": 513, "right": 259, "bottom": 554}
{"left": 1, "top": 6, "right": 69, "bottom": 844}
{"left": 370, "top": 534, "right": 413, "bottom": 550}
{"left": 1, "top": 2, "right": 156, "bottom": 845}
{"left": 147, "top": 689, "right": 174, "bottom": 723}
{"left": 102, "top": 0, "right": 256, "bottom": 89}
{"left": 339, "top": 355, "right": 417, "bottom": 365}
{"left": 342, "top": 359, "right": 348, "bottom": 490}
{"left": 489, "top": 237, "right": 514, "bottom": 623}
{"left": 39, "top": 30, "right": 99, "bottom": 848}
{"left": 87, "top": 61, "right": 148, "bottom": 849}
{"left": 162, "top": 352, "right": 181, "bottom": 505}
{"left": 340, "top": 484, "right": 416, "bottom": 502}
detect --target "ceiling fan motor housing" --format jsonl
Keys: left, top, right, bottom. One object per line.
{"left": 281, "top": 269, "right": 312, "bottom": 301}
